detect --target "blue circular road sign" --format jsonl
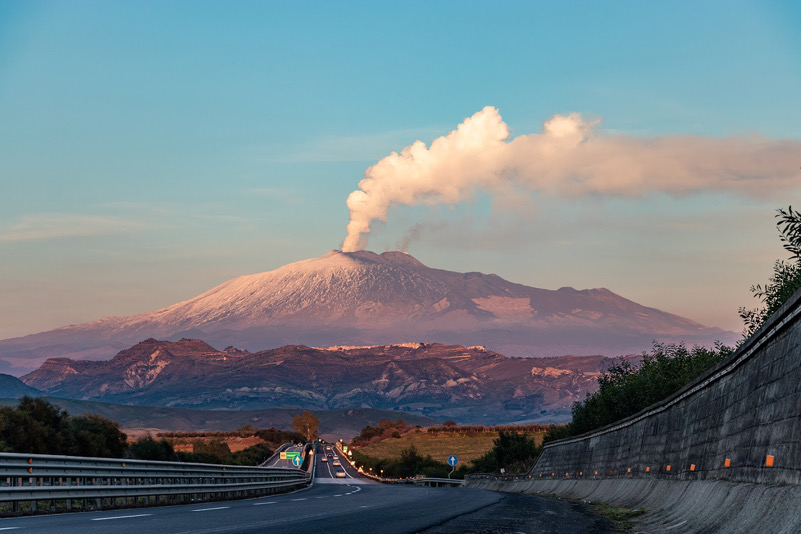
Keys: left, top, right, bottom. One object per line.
{"left": 292, "top": 455, "right": 302, "bottom": 466}
{"left": 448, "top": 455, "right": 458, "bottom": 466}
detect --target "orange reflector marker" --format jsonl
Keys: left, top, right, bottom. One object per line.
{"left": 594, "top": 471, "right": 598, "bottom": 475}
{"left": 690, "top": 464, "right": 696, "bottom": 471}
{"left": 27, "top": 467, "right": 32, "bottom": 473}
{"left": 646, "top": 466, "right": 650, "bottom": 472}
{"left": 580, "top": 472, "right": 583, "bottom": 476}
{"left": 666, "top": 465, "right": 671, "bottom": 472}
{"left": 627, "top": 468, "right": 631, "bottom": 473}
{"left": 766, "top": 455, "right": 775, "bottom": 467}
{"left": 724, "top": 458, "right": 731, "bottom": 467}
{"left": 28, "top": 458, "right": 33, "bottom": 464}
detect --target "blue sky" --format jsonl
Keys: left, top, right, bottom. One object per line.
{"left": 1, "top": 1, "right": 800, "bottom": 339}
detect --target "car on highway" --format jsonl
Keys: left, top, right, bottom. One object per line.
{"left": 321, "top": 457, "right": 327, "bottom": 462}
{"left": 335, "top": 470, "right": 346, "bottom": 478}
{"left": 333, "top": 460, "right": 340, "bottom": 466}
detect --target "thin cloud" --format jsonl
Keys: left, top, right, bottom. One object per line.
{"left": 0, "top": 214, "right": 144, "bottom": 243}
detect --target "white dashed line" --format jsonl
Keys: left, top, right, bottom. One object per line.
{"left": 252, "top": 501, "right": 277, "bottom": 506}
{"left": 91, "top": 514, "right": 153, "bottom": 521}
{"left": 192, "top": 506, "right": 230, "bottom": 512}
{"left": 291, "top": 498, "right": 307, "bottom": 501}
{"left": 0, "top": 528, "right": 20, "bottom": 531}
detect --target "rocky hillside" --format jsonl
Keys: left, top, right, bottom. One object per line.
{"left": 0, "top": 250, "right": 735, "bottom": 372}
{"left": 22, "top": 338, "right": 628, "bottom": 424}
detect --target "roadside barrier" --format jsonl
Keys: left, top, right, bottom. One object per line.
{"left": 0, "top": 451, "right": 310, "bottom": 515}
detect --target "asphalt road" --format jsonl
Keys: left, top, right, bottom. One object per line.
{"left": 261, "top": 444, "right": 305, "bottom": 468}
{"left": 0, "top": 444, "right": 615, "bottom": 533}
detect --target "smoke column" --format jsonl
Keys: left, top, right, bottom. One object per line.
{"left": 342, "top": 106, "right": 800, "bottom": 252}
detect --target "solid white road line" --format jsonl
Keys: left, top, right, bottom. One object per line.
{"left": 0, "top": 528, "right": 20, "bottom": 531}
{"left": 91, "top": 514, "right": 153, "bottom": 521}
{"left": 192, "top": 506, "right": 230, "bottom": 512}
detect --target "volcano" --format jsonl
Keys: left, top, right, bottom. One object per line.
{"left": 0, "top": 250, "right": 735, "bottom": 373}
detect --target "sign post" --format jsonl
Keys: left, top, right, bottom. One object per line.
{"left": 447, "top": 455, "right": 458, "bottom": 479}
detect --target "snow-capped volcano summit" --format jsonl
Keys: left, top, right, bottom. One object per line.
{"left": 0, "top": 250, "right": 735, "bottom": 373}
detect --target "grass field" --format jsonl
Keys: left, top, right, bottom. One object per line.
{"left": 355, "top": 431, "right": 544, "bottom": 465}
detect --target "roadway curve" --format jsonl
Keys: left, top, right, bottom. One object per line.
{"left": 1, "top": 444, "right": 614, "bottom": 533}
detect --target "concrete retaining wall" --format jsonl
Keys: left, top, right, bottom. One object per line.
{"left": 531, "top": 288, "right": 801, "bottom": 485}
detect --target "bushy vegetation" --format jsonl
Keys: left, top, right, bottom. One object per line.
{"left": 470, "top": 431, "right": 540, "bottom": 474}
{"left": 542, "top": 342, "right": 732, "bottom": 442}
{"left": 739, "top": 206, "right": 801, "bottom": 339}
{"left": 0, "top": 397, "right": 127, "bottom": 457}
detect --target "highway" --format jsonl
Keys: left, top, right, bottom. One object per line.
{"left": 261, "top": 443, "right": 305, "bottom": 468}
{"left": 0, "top": 443, "right": 614, "bottom": 533}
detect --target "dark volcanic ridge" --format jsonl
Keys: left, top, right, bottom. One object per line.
{"left": 21, "top": 338, "right": 633, "bottom": 425}
{"left": 0, "top": 250, "right": 736, "bottom": 374}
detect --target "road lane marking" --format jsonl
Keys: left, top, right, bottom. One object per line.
{"left": 0, "top": 528, "right": 20, "bottom": 531}
{"left": 192, "top": 506, "right": 230, "bottom": 512}
{"left": 291, "top": 498, "right": 307, "bottom": 501}
{"left": 252, "top": 501, "right": 277, "bottom": 506}
{"left": 334, "top": 494, "right": 343, "bottom": 497}
{"left": 91, "top": 514, "right": 152, "bottom": 521}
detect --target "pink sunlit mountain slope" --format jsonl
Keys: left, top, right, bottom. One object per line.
{"left": 0, "top": 250, "right": 736, "bottom": 373}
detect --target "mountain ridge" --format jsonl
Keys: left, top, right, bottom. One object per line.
{"left": 0, "top": 250, "right": 735, "bottom": 373}
{"left": 21, "top": 338, "right": 627, "bottom": 424}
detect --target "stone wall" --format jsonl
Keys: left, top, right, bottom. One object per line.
{"left": 529, "top": 288, "right": 801, "bottom": 486}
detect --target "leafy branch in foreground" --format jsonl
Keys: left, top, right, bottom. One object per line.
{"left": 739, "top": 206, "right": 801, "bottom": 339}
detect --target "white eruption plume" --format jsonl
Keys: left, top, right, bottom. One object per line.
{"left": 342, "top": 106, "right": 800, "bottom": 252}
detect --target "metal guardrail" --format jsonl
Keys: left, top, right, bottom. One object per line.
{"left": 0, "top": 452, "right": 310, "bottom": 514}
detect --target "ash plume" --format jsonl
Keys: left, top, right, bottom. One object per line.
{"left": 342, "top": 106, "right": 801, "bottom": 252}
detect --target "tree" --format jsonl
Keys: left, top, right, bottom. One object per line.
{"left": 128, "top": 438, "right": 175, "bottom": 461}
{"left": 739, "top": 206, "right": 801, "bottom": 339}
{"left": 0, "top": 397, "right": 127, "bottom": 457}
{"left": 292, "top": 411, "right": 319, "bottom": 442}
{"left": 69, "top": 414, "right": 128, "bottom": 458}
